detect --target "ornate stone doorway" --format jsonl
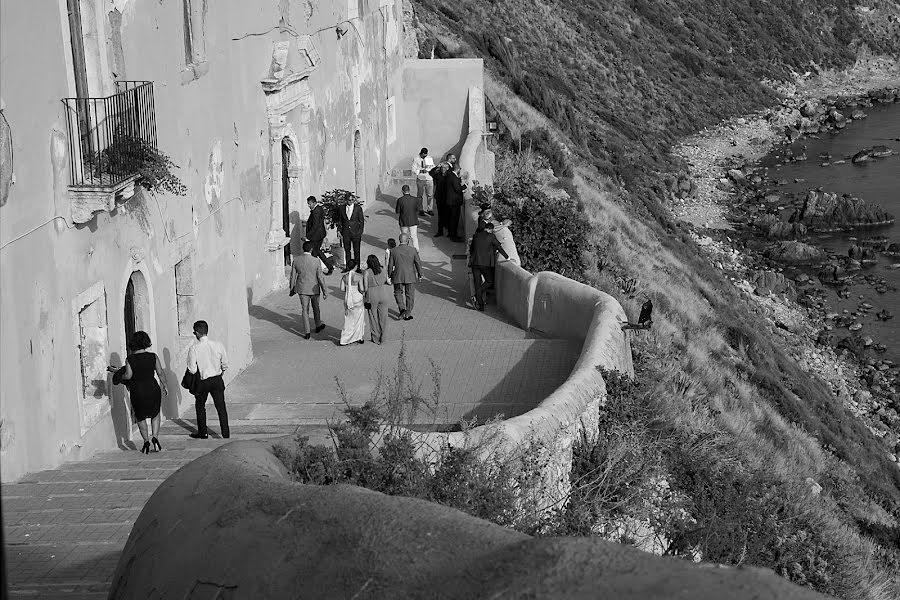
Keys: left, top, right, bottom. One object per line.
{"left": 281, "top": 139, "right": 293, "bottom": 266}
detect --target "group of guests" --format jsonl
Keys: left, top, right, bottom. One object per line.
{"left": 107, "top": 320, "right": 231, "bottom": 452}
{"left": 290, "top": 231, "right": 422, "bottom": 346}
{"left": 410, "top": 147, "right": 466, "bottom": 244}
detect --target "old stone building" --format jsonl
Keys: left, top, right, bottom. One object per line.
{"left": 0, "top": 0, "right": 468, "bottom": 481}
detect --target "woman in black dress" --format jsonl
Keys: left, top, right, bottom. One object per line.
{"left": 108, "top": 331, "right": 168, "bottom": 453}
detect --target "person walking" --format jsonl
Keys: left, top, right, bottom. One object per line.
{"left": 469, "top": 222, "right": 509, "bottom": 311}
{"left": 362, "top": 255, "right": 391, "bottom": 344}
{"left": 107, "top": 331, "right": 168, "bottom": 454}
{"left": 430, "top": 162, "right": 451, "bottom": 237}
{"left": 412, "top": 147, "right": 435, "bottom": 216}
{"left": 305, "top": 195, "right": 334, "bottom": 275}
{"left": 384, "top": 238, "right": 397, "bottom": 284}
{"left": 395, "top": 184, "right": 420, "bottom": 252}
{"left": 388, "top": 232, "right": 422, "bottom": 321}
{"left": 339, "top": 197, "right": 365, "bottom": 272}
{"left": 339, "top": 267, "right": 366, "bottom": 345}
{"left": 445, "top": 164, "right": 466, "bottom": 242}
{"left": 290, "top": 241, "right": 328, "bottom": 339}
{"left": 186, "top": 320, "right": 230, "bottom": 439}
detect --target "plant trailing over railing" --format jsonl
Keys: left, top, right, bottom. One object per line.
{"left": 320, "top": 188, "right": 361, "bottom": 228}
{"left": 95, "top": 134, "right": 186, "bottom": 196}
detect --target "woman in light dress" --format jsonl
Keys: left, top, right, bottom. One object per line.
{"left": 339, "top": 266, "right": 366, "bottom": 345}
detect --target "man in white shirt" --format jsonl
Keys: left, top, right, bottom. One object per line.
{"left": 186, "top": 320, "right": 230, "bottom": 439}
{"left": 412, "top": 147, "right": 435, "bottom": 217}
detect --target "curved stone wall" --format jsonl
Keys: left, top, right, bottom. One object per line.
{"left": 108, "top": 440, "right": 828, "bottom": 599}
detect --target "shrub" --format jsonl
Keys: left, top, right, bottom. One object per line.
{"left": 95, "top": 134, "right": 186, "bottom": 196}
{"left": 319, "top": 189, "right": 360, "bottom": 229}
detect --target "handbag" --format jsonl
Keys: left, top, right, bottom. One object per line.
{"left": 181, "top": 368, "right": 201, "bottom": 395}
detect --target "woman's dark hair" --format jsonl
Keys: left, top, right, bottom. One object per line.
{"left": 366, "top": 254, "right": 382, "bottom": 275}
{"left": 130, "top": 331, "right": 152, "bottom": 351}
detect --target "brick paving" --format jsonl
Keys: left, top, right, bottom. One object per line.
{"left": 3, "top": 185, "right": 581, "bottom": 597}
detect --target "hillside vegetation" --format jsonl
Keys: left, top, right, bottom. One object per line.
{"left": 409, "top": 1, "right": 900, "bottom": 598}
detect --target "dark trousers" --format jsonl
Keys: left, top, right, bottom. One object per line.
{"left": 435, "top": 200, "right": 448, "bottom": 234}
{"left": 194, "top": 375, "right": 230, "bottom": 438}
{"left": 448, "top": 204, "right": 462, "bottom": 237}
{"left": 472, "top": 266, "right": 495, "bottom": 308}
{"left": 342, "top": 235, "right": 362, "bottom": 268}
{"left": 309, "top": 238, "right": 334, "bottom": 272}
{"left": 393, "top": 282, "right": 416, "bottom": 315}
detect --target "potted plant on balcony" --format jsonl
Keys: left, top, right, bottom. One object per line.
{"left": 93, "top": 131, "right": 186, "bottom": 196}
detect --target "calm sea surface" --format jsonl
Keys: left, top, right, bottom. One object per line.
{"left": 759, "top": 102, "right": 900, "bottom": 362}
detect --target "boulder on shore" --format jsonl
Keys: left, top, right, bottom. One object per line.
{"left": 765, "top": 240, "right": 826, "bottom": 264}
{"left": 751, "top": 270, "right": 796, "bottom": 298}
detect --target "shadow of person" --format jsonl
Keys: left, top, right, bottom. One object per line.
{"left": 288, "top": 210, "right": 304, "bottom": 258}
{"left": 107, "top": 352, "right": 136, "bottom": 450}
{"left": 161, "top": 347, "right": 181, "bottom": 419}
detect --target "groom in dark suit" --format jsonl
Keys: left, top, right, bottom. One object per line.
{"left": 339, "top": 199, "right": 365, "bottom": 272}
{"left": 305, "top": 195, "right": 334, "bottom": 275}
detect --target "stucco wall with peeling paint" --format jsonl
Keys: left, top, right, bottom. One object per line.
{"left": 0, "top": 0, "right": 407, "bottom": 481}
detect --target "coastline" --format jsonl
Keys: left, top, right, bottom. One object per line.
{"left": 671, "top": 54, "right": 900, "bottom": 462}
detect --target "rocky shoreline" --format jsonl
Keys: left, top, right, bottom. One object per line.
{"left": 671, "top": 57, "right": 900, "bottom": 463}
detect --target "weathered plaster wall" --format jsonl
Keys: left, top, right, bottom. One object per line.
{"left": 0, "top": 0, "right": 406, "bottom": 481}
{"left": 108, "top": 440, "right": 829, "bottom": 600}
{"left": 392, "top": 59, "right": 483, "bottom": 171}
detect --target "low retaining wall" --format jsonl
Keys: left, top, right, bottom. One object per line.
{"left": 108, "top": 440, "right": 827, "bottom": 599}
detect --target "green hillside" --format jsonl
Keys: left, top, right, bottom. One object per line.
{"left": 410, "top": 1, "right": 900, "bottom": 598}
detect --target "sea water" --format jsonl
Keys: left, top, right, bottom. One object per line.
{"left": 760, "top": 102, "right": 900, "bottom": 362}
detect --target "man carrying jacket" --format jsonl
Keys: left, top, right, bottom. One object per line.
{"left": 469, "top": 222, "right": 509, "bottom": 311}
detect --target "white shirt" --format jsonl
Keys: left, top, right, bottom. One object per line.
{"left": 187, "top": 336, "right": 228, "bottom": 380}
{"left": 412, "top": 155, "right": 434, "bottom": 180}
{"left": 345, "top": 204, "right": 355, "bottom": 220}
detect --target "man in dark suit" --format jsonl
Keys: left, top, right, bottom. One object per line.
{"left": 387, "top": 232, "right": 422, "bottom": 320}
{"left": 469, "top": 222, "right": 509, "bottom": 311}
{"left": 395, "top": 184, "right": 420, "bottom": 252}
{"left": 305, "top": 195, "right": 334, "bottom": 275}
{"left": 339, "top": 200, "right": 365, "bottom": 272}
{"left": 445, "top": 165, "right": 466, "bottom": 242}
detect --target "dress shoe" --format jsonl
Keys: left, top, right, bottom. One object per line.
{"left": 357, "top": 339, "right": 365, "bottom": 344}
{"left": 315, "top": 324, "right": 326, "bottom": 333}
{"left": 189, "top": 432, "right": 209, "bottom": 439}
{"left": 140, "top": 441, "right": 151, "bottom": 454}
{"left": 403, "top": 314, "right": 414, "bottom": 321}
{"left": 152, "top": 437, "right": 162, "bottom": 452}
{"left": 325, "top": 268, "right": 334, "bottom": 276}
{"left": 303, "top": 333, "right": 311, "bottom": 340}
{"left": 427, "top": 210, "right": 434, "bottom": 216}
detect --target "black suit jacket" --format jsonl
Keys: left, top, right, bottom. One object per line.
{"left": 339, "top": 204, "right": 365, "bottom": 239}
{"left": 446, "top": 172, "right": 465, "bottom": 207}
{"left": 306, "top": 204, "right": 327, "bottom": 241}
{"left": 469, "top": 230, "right": 509, "bottom": 267}
{"left": 430, "top": 166, "right": 449, "bottom": 204}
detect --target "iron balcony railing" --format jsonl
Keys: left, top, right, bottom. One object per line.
{"left": 63, "top": 81, "right": 157, "bottom": 188}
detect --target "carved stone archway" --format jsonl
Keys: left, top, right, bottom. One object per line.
{"left": 261, "top": 36, "right": 319, "bottom": 289}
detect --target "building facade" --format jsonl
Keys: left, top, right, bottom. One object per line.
{"left": 0, "top": 0, "right": 407, "bottom": 481}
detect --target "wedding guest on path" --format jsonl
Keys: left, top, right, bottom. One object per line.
{"left": 384, "top": 238, "right": 397, "bottom": 284}
{"left": 186, "top": 320, "right": 230, "bottom": 440}
{"left": 339, "top": 196, "right": 365, "bottom": 272}
{"left": 339, "top": 266, "right": 366, "bottom": 346}
{"left": 107, "top": 331, "right": 168, "bottom": 454}
{"left": 430, "top": 161, "right": 451, "bottom": 237}
{"left": 290, "top": 241, "right": 328, "bottom": 340}
{"left": 395, "top": 184, "right": 420, "bottom": 251}
{"left": 388, "top": 232, "right": 422, "bottom": 321}
{"left": 363, "top": 254, "right": 391, "bottom": 345}
{"left": 412, "top": 147, "right": 435, "bottom": 216}
{"left": 469, "top": 222, "right": 509, "bottom": 311}
{"left": 445, "top": 163, "right": 466, "bottom": 242}
{"left": 305, "top": 195, "right": 334, "bottom": 275}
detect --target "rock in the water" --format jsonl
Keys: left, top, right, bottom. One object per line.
{"left": 795, "top": 190, "right": 894, "bottom": 230}
{"left": 766, "top": 240, "right": 826, "bottom": 263}
{"left": 852, "top": 149, "right": 872, "bottom": 163}
{"left": 871, "top": 145, "right": 893, "bottom": 158}
{"left": 851, "top": 109, "right": 867, "bottom": 120}
{"left": 877, "top": 309, "right": 894, "bottom": 321}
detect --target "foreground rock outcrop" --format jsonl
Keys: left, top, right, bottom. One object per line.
{"left": 108, "top": 441, "right": 829, "bottom": 599}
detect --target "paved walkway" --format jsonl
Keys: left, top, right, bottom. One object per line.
{"left": 3, "top": 185, "right": 582, "bottom": 598}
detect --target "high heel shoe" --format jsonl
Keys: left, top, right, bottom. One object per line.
{"left": 141, "top": 441, "right": 151, "bottom": 454}
{"left": 152, "top": 437, "right": 162, "bottom": 452}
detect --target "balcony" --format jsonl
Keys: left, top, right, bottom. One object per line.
{"left": 63, "top": 81, "right": 157, "bottom": 223}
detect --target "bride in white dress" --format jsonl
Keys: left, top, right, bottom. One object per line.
{"left": 339, "top": 269, "right": 366, "bottom": 345}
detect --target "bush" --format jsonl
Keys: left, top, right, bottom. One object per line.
{"left": 319, "top": 189, "right": 360, "bottom": 229}
{"left": 95, "top": 134, "right": 186, "bottom": 196}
